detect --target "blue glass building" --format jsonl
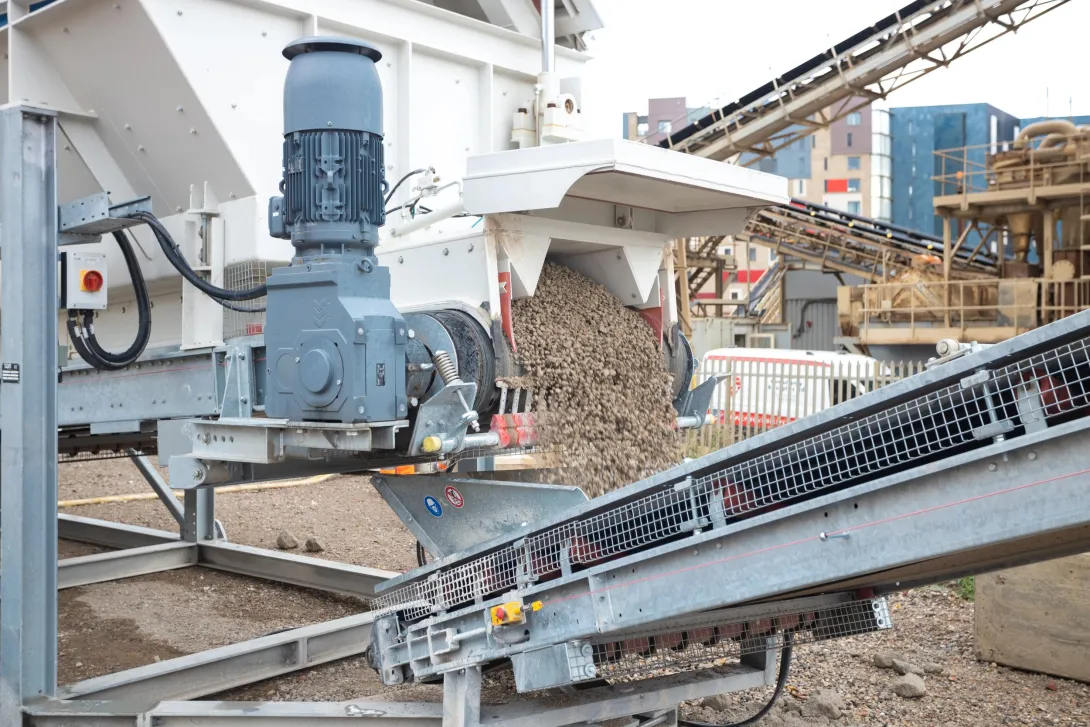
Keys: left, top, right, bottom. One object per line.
{"left": 889, "top": 104, "right": 1019, "bottom": 237}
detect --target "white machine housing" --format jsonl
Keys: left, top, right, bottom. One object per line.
{"left": 0, "top": 0, "right": 787, "bottom": 355}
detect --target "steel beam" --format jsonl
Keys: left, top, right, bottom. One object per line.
{"left": 27, "top": 699, "right": 443, "bottom": 726}
{"left": 59, "top": 612, "right": 377, "bottom": 702}
{"left": 31, "top": 662, "right": 773, "bottom": 727}
{"left": 478, "top": 666, "right": 773, "bottom": 727}
{"left": 442, "top": 667, "right": 482, "bottom": 727}
{"left": 57, "top": 543, "right": 197, "bottom": 589}
{"left": 58, "top": 514, "right": 179, "bottom": 549}
{"left": 197, "top": 541, "right": 397, "bottom": 598}
{"left": 128, "top": 450, "right": 184, "bottom": 526}
{"left": 0, "top": 105, "right": 60, "bottom": 721}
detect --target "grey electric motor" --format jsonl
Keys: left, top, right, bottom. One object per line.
{"left": 265, "top": 37, "right": 427, "bottom": 424}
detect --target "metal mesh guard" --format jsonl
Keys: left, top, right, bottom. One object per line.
{"left": 373, "top": 335, "right": 1090, "bottom": 618}
{"left": 580, "top": 597, "right": 891, "bottom": 683}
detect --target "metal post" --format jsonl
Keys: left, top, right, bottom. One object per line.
{"left": 182, "top": 489, "right": 217, "bottom": 543}
{"left": 0, "top": 106, "right": 59, "bottom": 720}
{"left": 942, "top": 215, "right": 952, "bottom": 327}
{"left": 1043, "top": 208, "right": 1055, "bottom": 283}
{"left": 675, "top": 239, "right": 691, "bottom": 337}
{"left": 540, "top": 0, "right": 555, "bottom": 74}
{"left": 442, "top": 666, "right": 482, "bottom": 727}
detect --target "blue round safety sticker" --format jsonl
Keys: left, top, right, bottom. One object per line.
{"left": 424, "top": 495, "right": 443, "bottom": 518}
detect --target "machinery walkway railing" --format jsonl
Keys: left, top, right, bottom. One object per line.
{"left": 685, "top": 355, "right": 927, "bottom": 456}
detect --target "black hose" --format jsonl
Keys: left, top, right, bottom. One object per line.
{"left": 677, "top": 631, "right": 794, "bottom": 727}
{"left": 127, "top": 211, "right": 267, "bottom": 302}
{"left": 68, "top": 230, "right": 153, "bottom": 371}
{"left": 384, "top": 168, "right": 429, "bottom": 206}
{"left": 218, "top": 298, "right": 267, "bottom": 314}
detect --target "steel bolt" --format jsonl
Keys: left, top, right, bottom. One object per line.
{"left": 988, "top": 463, "right": 997, "bottom": 471}
{"left": 1028, "top": 451, "right": 1037, "bottom": 460}
{"left": 357, "top": 327, "right": 364, "bottom": 336}
{"left": 295, "top": 356, "right": 301, "bottom": 363}
{"left": 358, "top": 406, "right": 365, "bottom": 414}
{"left": 443, "top": 248, "right": 449, "bottom": 256}
{"left": 408, "top": 329, "right": 416, "bottom": 339}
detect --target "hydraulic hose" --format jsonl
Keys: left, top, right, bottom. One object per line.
{"left": 677, "top": 631, "right": 794, "bottom": 727}
{"left": 126, "top": 210, "right": 267, "bottom": 302}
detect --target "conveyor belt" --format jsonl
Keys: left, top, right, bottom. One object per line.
{"left": 658, "top": 0, "right": 1068, "bottom": 162}
{"left": 369, "top": 311, "right": 1090, "bottom": 690}
{"left": 376, "top": 307, "right": 1090, "bottom": 607}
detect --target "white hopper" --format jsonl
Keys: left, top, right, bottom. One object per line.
{"left": 0, "top": 0, "right": 786, "bottom": 353}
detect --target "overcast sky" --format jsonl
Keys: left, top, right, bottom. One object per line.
{"left": 578, "top": 0, "right": 1089, "bottom": 136}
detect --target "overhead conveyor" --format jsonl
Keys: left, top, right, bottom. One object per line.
{"left": 736, "top": 199, "right": 999, "bottom": 283}
{"left": 657, "top": 0, "right": 1070, "bottom": 163}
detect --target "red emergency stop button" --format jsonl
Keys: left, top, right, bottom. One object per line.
{"left": 80, "top": 270, "right": 104, "bottom": 293}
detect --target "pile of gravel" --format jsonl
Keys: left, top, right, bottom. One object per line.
{"left": 512, "top": 263, "right": 681, "bottom": 497}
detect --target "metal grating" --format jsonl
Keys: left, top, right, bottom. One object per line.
{"left": 373, "top": 336, "right": 1090, "bottom": 618}
{"left": 58, "top": 448, "right": 151, "bottom": 464}
{"left": 222, "top": 261, "right": 268, "bottom": 339}
{"left": 581, "top": 597, "right": 890, "bottom": 683}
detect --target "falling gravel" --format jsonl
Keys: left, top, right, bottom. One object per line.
{"left": 512, "top": 262, "right": 681, "bottom": 496}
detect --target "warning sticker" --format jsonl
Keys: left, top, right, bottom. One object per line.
{"left": 444, "top": 485, "right": 465, "bottom": 509}
{"left": 1, "top": 363, "right": 19, "bottom": 384}
{"left": 424, "top": 495, "right": 443, "bottom": 518}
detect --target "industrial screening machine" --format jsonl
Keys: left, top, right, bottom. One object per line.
{"left": 4, "top": 0, "right": 784, "bottom": 481}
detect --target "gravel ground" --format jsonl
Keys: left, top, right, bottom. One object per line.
{"left": 57, "top": 461, "right": 1090, "bottom": 722}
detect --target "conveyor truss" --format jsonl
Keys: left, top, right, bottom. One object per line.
{"left": 655, "top": 0, "right": 1070, "bottom": 163}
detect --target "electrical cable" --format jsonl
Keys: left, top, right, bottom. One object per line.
{"left": 677, "top": 631, "right": 794, "bottom": 727}
{"left": 67, "top": 230, "right": 153, "bottom": 371}
{"left": 416, "top": 541, "right": 428, "bottom": 567}
{"left": 126, "top": 211, "right": 267, "bottom": 302}
{"left": 384, "top": 167, "right": 429, "bottom": 206}
{"left": 217, "top": 298, "right": 267, "bottom": 314}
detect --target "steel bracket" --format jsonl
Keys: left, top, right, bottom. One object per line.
{"left": 58, "top": 193, "right": 152, "bottom": 245}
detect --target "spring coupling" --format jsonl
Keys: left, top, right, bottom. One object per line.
{"left": 433, "top": 350, "right": 463, "bottom": 386}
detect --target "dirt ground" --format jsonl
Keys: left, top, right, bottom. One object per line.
{"left": 57, "top": 459, "right": 1090, "bottom": 724}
